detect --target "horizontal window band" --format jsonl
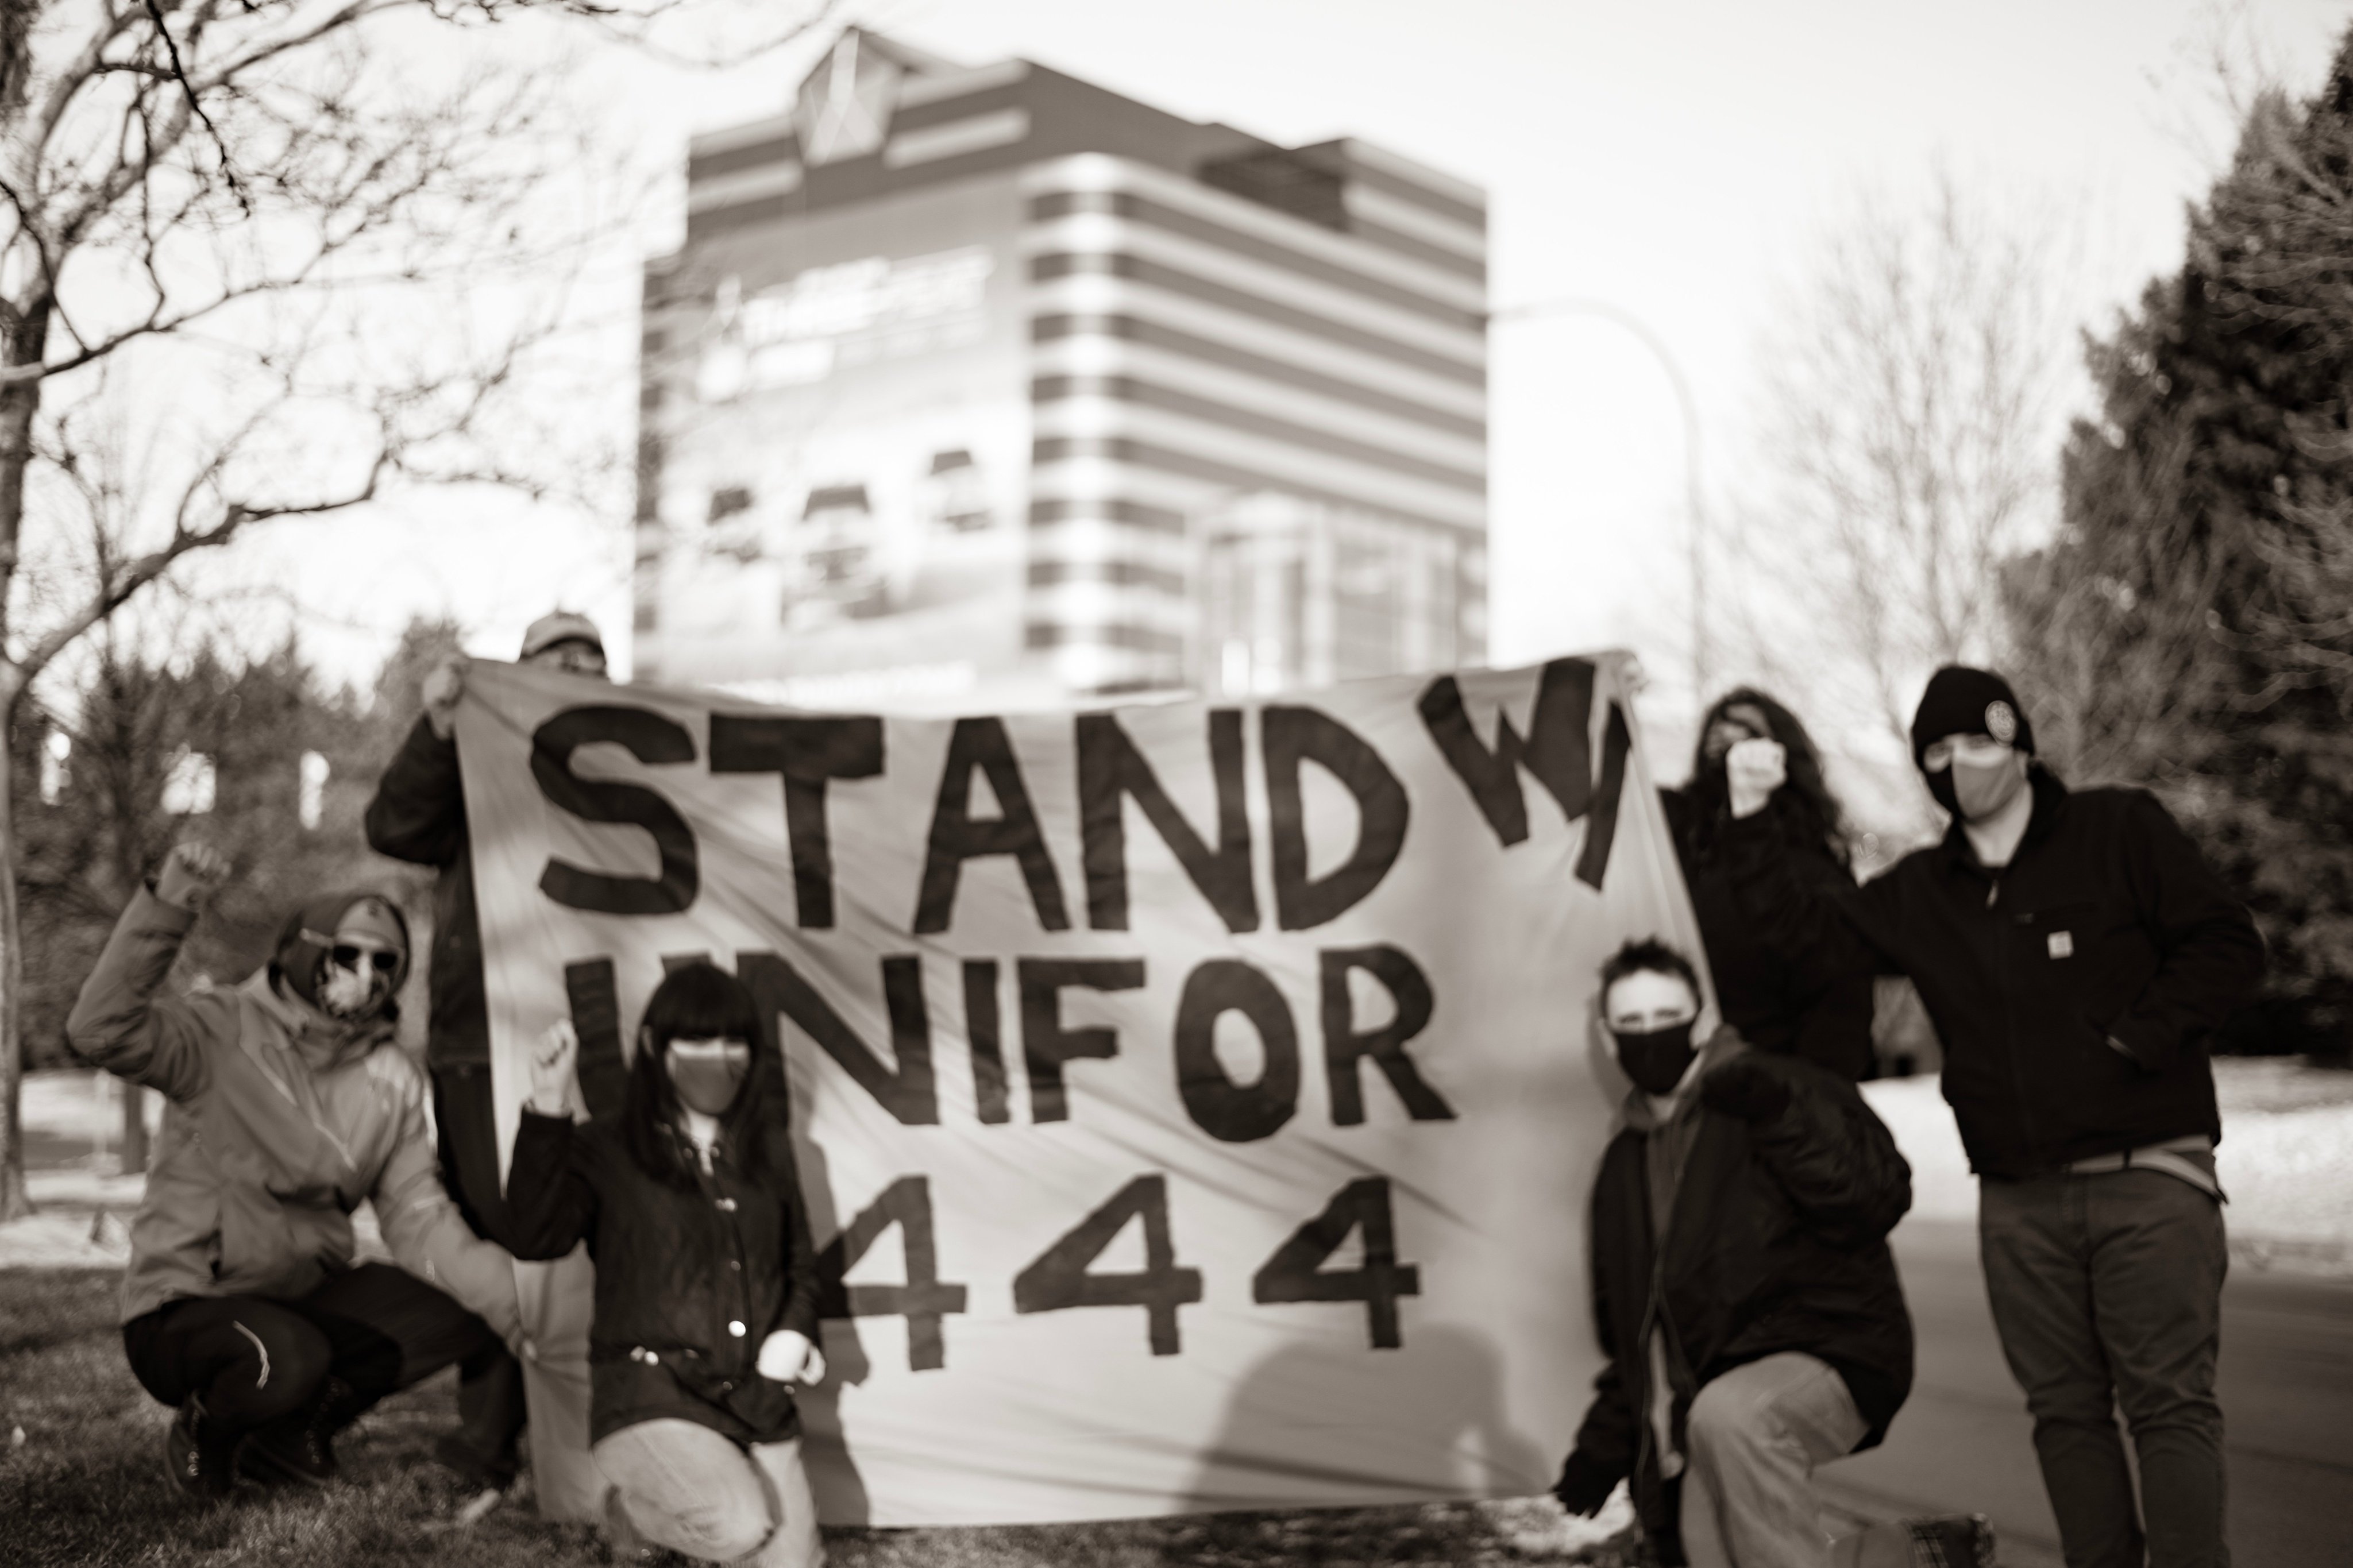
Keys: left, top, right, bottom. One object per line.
{"left": 1030, "top": 313, "right": 1484, "bottom": 439}
{"left": 1025, "top": 621, "right": 1186, "bottom": 654}
{"left": 1032, "top": 435, "right": 1483, "bottom": 537}
{"left": 1027, "top": 254, "right": 1483, "bottom": 387}
{"left": 1027, "top": 558, "right": 1187, "bottom": 593}
{"left": 1345, "top": 216, "right": 1484, "bottom": 281}
{"left": 1334, "top": 155, "right": 1487, "bottom": 233}
{"left": 1027, "top": 190, "right": 1482, "bottom": 325}
{"left": 1031, "top": 373, "right": 1485, "bottom": 493}
{"left": 1029, "top": 497, "right": 1189, "bottom": 533}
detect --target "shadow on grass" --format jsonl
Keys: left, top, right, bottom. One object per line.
{"left": 0, "top": 1268, "right": 1633, "bottom": 1567}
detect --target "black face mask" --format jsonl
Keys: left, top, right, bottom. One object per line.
{"left": 1613, "top": 1021, "right": 1698, "bottom": 1096}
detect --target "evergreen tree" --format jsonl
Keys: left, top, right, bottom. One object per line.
{"left": 2014, "top": 41, "right": 2353, "bottom": 1047}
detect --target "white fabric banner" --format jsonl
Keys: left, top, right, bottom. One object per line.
{"left": 455, "top": 652, "right": 1703, "bottom": 1527}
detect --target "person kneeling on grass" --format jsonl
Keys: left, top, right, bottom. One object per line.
{"left": 507, "top": 962, "right": 826, "bottom": 1568}
{"left": 65, "top": 843, "right": 524, "bottom": 1501}
{"left": 1553, "top": 939, "right": 1915, "bottom": 1567}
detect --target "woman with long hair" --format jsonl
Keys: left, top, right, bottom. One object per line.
{"left": 1662, "top": 688, "right": 1878, "bottom": 1080}
{"left": 506, "top": 961, "right": 824, "bottom": 1567}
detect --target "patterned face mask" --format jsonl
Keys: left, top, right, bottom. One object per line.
{"left": 317, "top": 935, "right": 400, "bottom": 1019}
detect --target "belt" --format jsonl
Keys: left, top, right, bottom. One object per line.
{"left": 2062, "top": 1134, "right": 2223, "bottom": 1200}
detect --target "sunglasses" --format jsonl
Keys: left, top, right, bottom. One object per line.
{"left": 331, "top": 944, "right": 402, "bottom": 975}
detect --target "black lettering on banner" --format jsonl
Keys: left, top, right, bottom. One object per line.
{"left": 531, "top": 706, "right": 700, "bottom": 915}
{"left": 915, "top": 717, "right": 1071, "bottom": 934}
{"left": 1416, "top": 658, "right": 1633, "bottom": 889}
{"left": 1017, "top": 959, "right": 1145, "bottom": 1122}
{"left": 1077, "top": 709, "right": 1258, "bottom": 933}
{"left": 1173, "top": 959, "right": 1299, "bottom": 1142}
{"left": 1262, "top": 706, "right": 1410, "bottom": 930}
{"left": 563, "top": 959, "right": 629, "bottom": 1121}
{"left": 735, "top": 952, "right": 939, "bottom": 1126}
{"left": 708, "top": 715, "right": 884, "bottom": 929}
{"left": 816, "top": 1176, "right": 969, "bottom": 1372}
{"left": 1011, "top": 1174, "right": 1203, "bottom": 1356}
{"left": 1319, "top": 946, "right": 1455, "bottom": 1125}
{"left": 962, "top": 960, "right": 1010, "bottom": 1126}
{"left": 1574, "top": 698, "right": 1633, "bottom": 890}
{"left": 1252, "top": 1176, "right": 1421, "bottom": 1350}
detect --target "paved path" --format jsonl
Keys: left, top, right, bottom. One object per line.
{"left": 1820, "top": 1217, "right": 2353, "bottom": 1568}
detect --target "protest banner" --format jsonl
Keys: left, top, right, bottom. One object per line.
{"left": 454, "top": 651, "right": 1704, "bottom": 1525}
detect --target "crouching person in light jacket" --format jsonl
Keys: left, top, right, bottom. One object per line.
{"left": 66, "top": 843, "right": 523, "bottom": 1501}
{"left": 506, "top": 961, "right": 826, "bottom": 1568}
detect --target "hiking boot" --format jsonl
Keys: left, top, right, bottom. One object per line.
{"left": 241, "top": 1376, "right": 360, "bottom": 1487}
{"left": 433, "top": 1430, "right": 519, "bottom": 1493}
{"left": 164, "top": 1395, "right": 239, "bottom": 1500}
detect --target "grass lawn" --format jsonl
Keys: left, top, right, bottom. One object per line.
{"left": 0, "top": 1269, "right": 1622, "bottom": 1568}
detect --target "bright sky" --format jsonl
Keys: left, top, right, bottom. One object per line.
{"left": 198, "top": 0, "right": 2353, "bottom": 733}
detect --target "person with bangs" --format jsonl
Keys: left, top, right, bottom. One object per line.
{"left": 504, "top": 961, "right": 826, "bottom": 1568}
{"left": 1662, "top": 689, "right": 1877, "bottom": 1082}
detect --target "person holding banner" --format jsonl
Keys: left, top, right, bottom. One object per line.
{"left": 65, "top": 843, "right": 523, "bottom": 1500}
{"left": 1723, "top": 667, "right": 2263, "bottom": 1568}
{"left": 503, "top": 961, "right": 825, "bottom": 1568}
{"left": 1662, "top": 689, "right": 1876, "bottom": 1083}
{"left": 362, "top": 608, "right": 609, "bottom": 1496}
{"left": 1554, "top": 939, "right": 1913, "bottom": 1567}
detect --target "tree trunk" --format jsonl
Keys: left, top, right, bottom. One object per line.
{"left": 0, "top": 675, "right": 30, "bottom": 1221}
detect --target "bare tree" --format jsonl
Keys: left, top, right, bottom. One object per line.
{"left": 1718, "top": 169, "right": 2086, "bottom": 836}
{"left": 0, "top": 0, "right": 829, "bottom": 1220}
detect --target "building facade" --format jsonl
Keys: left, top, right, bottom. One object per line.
{"left": 635, "top": 29, "right": 1486, "bottom": 709}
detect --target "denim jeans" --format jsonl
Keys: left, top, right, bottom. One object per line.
{"left": 1679, "top": 1351, "right": 1869, "bottom": 1568}
{"left": 593, "top": 1418, "right": 823, "bottom": 1567}
{"left": 1979, "top": 1170, "right": 2228, "bottom": 1568}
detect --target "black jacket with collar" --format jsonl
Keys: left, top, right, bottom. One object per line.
{"left": 507, "top": 1109, "right": 823, "bottom": 1445}
{"left": 1568, "top": 1036, "right": 1914, "bottom": 1544}
{"left": 362, "top": 716, "right": 489, "bottom": 1068}
{"left": 1723, "top": 768, "right": 2265, "bottom": 1178}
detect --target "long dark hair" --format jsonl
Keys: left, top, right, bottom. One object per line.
{"left": 1683, "top": 686, "right": 1850, "bottom": 869}
{"left": 622, "top": 961, "right": 776, "bottom": 1192}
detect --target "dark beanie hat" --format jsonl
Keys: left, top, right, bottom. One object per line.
{"left": 1910, "top": 666, "right": 2034, "bottom": 770}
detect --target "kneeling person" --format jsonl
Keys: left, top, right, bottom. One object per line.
{"left": 507, "top": 963, "right": 825, "bottom": 1568}
{"left": 1554, "top": 940, "right": 1915, "bottom": 1567}
{"left": 67, "top": 844, "right": 523, "bottom": 1500}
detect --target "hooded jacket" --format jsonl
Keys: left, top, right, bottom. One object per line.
{"left": 1567, "top": 1032, "right": 1914, "bottom": 1546}
{"left": 1722, "top": 770, "right": 2266, "bottom": 1177}
{"left": 64, "top": 886, "right": 520, "bottom": 1338}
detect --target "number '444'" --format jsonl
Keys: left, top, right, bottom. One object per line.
{"left": 819, "top": 1175, "right": 1419, "bottom": 1369}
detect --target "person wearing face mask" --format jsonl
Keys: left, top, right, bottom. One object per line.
{"left": 363, "top": 608, "right": 610, "bottom": 1497}
{"left": 1721, "top": 665, "right": 2265, "bottom": 1568}
{"left": 1662, "top": 689, "right": 1876, "bottom": 1082}
{"left": 503, "top": 962, "right": 825, "bottom": 1568}
{"left": 64, "top": 844, "right": 523, "bottom": 1501}
{"left": 1553, "top": 939, "right": 1913, "bottom": 1568}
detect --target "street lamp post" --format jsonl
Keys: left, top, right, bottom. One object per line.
{"left": 1486, "top": 298, "right": 1709, "bottom": 697}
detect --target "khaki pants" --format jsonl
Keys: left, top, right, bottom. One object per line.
{"left": 594, "top": 1418, "right": 824, "bottom": 1568}
{"left": 1679, "top": 1352, "right": 1869, "bottom": 1568}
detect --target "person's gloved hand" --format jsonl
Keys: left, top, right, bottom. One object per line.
{"left": 1700, "top": 1055, "right": 1793, "bottom": 1122}
{"left": 758, "top": 1328, "right": 826, "bottom": 1387}
{"left": 1552, "top": 1450, "right": 1619, "bottom": 1517}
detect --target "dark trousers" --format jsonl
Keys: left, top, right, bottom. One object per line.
{"left": 1980, "top": 1170, "right": 2229, "bottom": 1568}
{"left": 432, "top": 1061, "right": 529, "bottom": 1484}
{"left": 122, "top": 1263, "right": 511, "bottom": 1440}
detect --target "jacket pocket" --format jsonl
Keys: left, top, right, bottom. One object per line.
{"left": 217, "top": 1183, "right": 321, "bottom": 1297}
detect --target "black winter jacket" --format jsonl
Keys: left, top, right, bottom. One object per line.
{"left": 507, "top": 1110, "right": 823, "bottom": 1446}
{"left": 1568, "top": 1037, "right": 1914, "bottom": 1546}
{"left": 363, "top": 716, "right": 489, "bottom": 1068}
{"left": 1662, "top": 787, "right": 1877, "bottom": 1082}
{"left": 1723, "top": 770, "right": 2265, "bottom": 1178}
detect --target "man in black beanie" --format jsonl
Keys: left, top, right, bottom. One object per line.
{"left": 1718, "top": 665, "right": 2263, "bottom": 1568}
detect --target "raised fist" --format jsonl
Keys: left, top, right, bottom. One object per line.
{"left": 153, "top": 843, "right": 230, "bottom": 913}
{"left": 422, "top": 655, "right": 469, "bottom": 739}
{"left": 1725, "top": 736, "right": 1788, "bottom": 820}
{"left": 527, "top": 1019, "right": 578, "bottom": 1118}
